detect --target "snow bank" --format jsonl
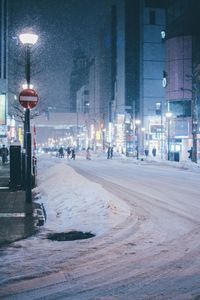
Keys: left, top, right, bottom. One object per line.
{"left": 118, "top": 155, "right": 200, "bottom": 172}
{"left": 34, "top": 155, "right": 130, "bottom": 235}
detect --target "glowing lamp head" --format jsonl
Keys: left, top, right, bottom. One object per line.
{"left": 166, "top": 112, "right": 172, "bottom": 118}
{"left": 135, "top": 119, "right": 141, "bottom": 125}
{"left": 19, "top": 33, "right": 38, "bottom": 45}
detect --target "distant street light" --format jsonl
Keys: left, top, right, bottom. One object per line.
{"left": 135, "top": 119, "right": 141, "bottom": 160}
{"left": 166, "top": 111, "right": 172, "bottom": 161}
{"left": 19, "top": 32, "right": 38, "bottom": 203}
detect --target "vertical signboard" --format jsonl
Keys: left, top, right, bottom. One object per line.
{"left": 0, "top": 94, "right": 6, "bottom": 125}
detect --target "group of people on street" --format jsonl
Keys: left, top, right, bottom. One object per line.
{"left": 143, "top": 146, "right": 156, "bottom": 158}
{"left": 66, "top": 147, "right": 76, "bottom": 160}
{"left": 85, "top": 145, "right": 114, "bottom": 160}
{"left": 188, "top": 147, "right": 193, "bottom": 160}
{"left": 0, "top": 145, "right": 9, "bottom": 165}
{"left": 57, "top": 144, "right": 194, "bottom": 162}
{"left": 57, "top": 146, "right": 76, "bottom": 160}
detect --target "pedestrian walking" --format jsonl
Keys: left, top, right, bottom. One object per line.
{"left": 152, "top": 146, "right": 156, "bottom": 157}
{"left": 0, "top": 145, "right": 8, "bottom": 165}
{"left": 58, "top": 147, "right": 64, "bottom": 158}
{"left": 66, "top": 147, "right": 71, "bottom": 159}
{"left": 71, "top": 148, "right": 76, "bottom": 160}
{"left": 86, "top": 147, "right": 91, "bottom": 160}
{"left": 110, "top": 147, "right": 113, "bottom": 159}
{"left": 107, "top": 146, "right": 111, "bottom": 159}
{"left": 188, "top": 147, "right": 193, "bottom": 160}
{"left": 144, "top": 148, "right": 149, "bottom": 158}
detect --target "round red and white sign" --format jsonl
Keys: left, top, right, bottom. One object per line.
{"left": 19, "top": 88, "right": 39, "bottom": 109}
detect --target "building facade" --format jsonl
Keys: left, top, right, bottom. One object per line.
{"left": 165, "top": 0, "right": 200, "bottom": 160}
{"left": 114, "top": 0, "right": 166, "bottom": 156}
{"left": 69, "top": 48, "right": 90, "bottom": 113}
{"left": 0, "top": 0, "right": 8, "bottom": 145}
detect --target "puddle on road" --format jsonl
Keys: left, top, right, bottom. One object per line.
{"left": 47, "top": 231, "right": 95, "bottom": 241}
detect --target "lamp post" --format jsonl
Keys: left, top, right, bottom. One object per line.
{"left": 135, "top": 119, "right": 141, "bottom": 160}
{"left": 141, "top": 127, "right": 146, "bottom": 154}
{"left": 156, "top": 101, "right": 164, "bottom": 159}
{"left": 102, "top": 128, "right": 106, "bottom": 150}
{"left": 166, "top": 111, "right": 172, "bottom": 161}
{"left": 19, "top": 32, "right": 38, "bottom": 202}
{"left": 191, "top": 78, "right": 198, "bottom": 163}
{"left": 76, "top": 111, "right": 79, "bottom": 150}
{"left": 126, "top": 129, "right": 129, "bottom": 156}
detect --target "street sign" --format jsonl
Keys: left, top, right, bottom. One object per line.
{"left": 19, "top": 88, "right": 39, "bottom": 109}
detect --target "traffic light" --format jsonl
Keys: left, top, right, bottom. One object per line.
{"left": 162, "top": 70, "right": 167, "bottom": 87}
{"left": 163, "top": 70, "right": 167, "bottom": 78}
{"left": 155, "top": 102, "right": 161, "bottom": 115}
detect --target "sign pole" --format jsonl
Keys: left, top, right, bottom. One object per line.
{"left": 19, "top": 88, "right": 39, "bottom": 203}
{"left": 26, "top": 128, "right": 32, "bottom": 202}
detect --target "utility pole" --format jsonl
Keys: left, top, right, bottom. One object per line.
{"left": 19, "top": 32, "right": 38, "bottom": 202}
{"left": 191, "top": 75, "right": 198, "bottom": 163}
{"left": 181, "top": 65, "right": 199, "bottom": 163}
{"left": 166, "top": 112, "right": 172, "bottom": 161}
{"left": 191, "top": 34, "right": 200, "bottom": 163}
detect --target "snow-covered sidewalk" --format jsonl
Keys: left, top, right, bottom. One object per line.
{"left": 34, "top": 154, "right": 130, "bottom": 236}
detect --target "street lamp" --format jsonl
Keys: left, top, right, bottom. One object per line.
{"left": 135, "top": 119, "right": 141, "bottom": 160}
{"left": 165, "top": 111, "right": 172, "bottom": 160}
{"left": 19, "top": 33, "right": 38, "bottom": 86}
{"left": 19, "top": 32, "right": 38, "bottom": 202}
{"left": 19, "top": 33, "right": 38, "bottom": 142}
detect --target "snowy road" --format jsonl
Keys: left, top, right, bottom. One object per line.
{"left": 71, "top": 158, "right": 200, "bottom": 299}
{"left": 1, "top": 155, "right": 200, "bottom": 299}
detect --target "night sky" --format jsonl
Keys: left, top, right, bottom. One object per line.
{"left": 8, "top": 0, "right": 117, "bottom": 111}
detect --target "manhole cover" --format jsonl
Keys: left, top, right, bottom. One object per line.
{"left": 47, "top": 231, "right": 95, "bottom": 241}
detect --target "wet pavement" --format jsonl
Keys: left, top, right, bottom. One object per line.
{"left": 0, "top": 163, "right": 39, "bottom": 246}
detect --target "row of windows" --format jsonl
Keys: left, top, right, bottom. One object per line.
{"left": 153, "top": 100, "right": 191, "bottom": 118}
{"left": 169, "top": 100, "right": 191, "bottom": 117}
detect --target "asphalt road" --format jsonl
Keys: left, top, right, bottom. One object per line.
{"left": 70, "top": 159, "right": 200, "bottom": 300}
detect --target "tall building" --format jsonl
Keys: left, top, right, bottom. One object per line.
{"left": 100, "top": 4, "right": 117, "bottom": 146}
{"left": 84, "top": 8, "right": 114, "bottom": 149}
{"left": 165, "top": 0, "right": 200, "bottom": 160}
{"left": 114, "top": 0, "right": 166, "bottom": 155}
{"left": 69, "top": 48, "right": 90, "bottom": 112}
{"left": 0, "top": 0, "right": 8, "bottom": 144}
